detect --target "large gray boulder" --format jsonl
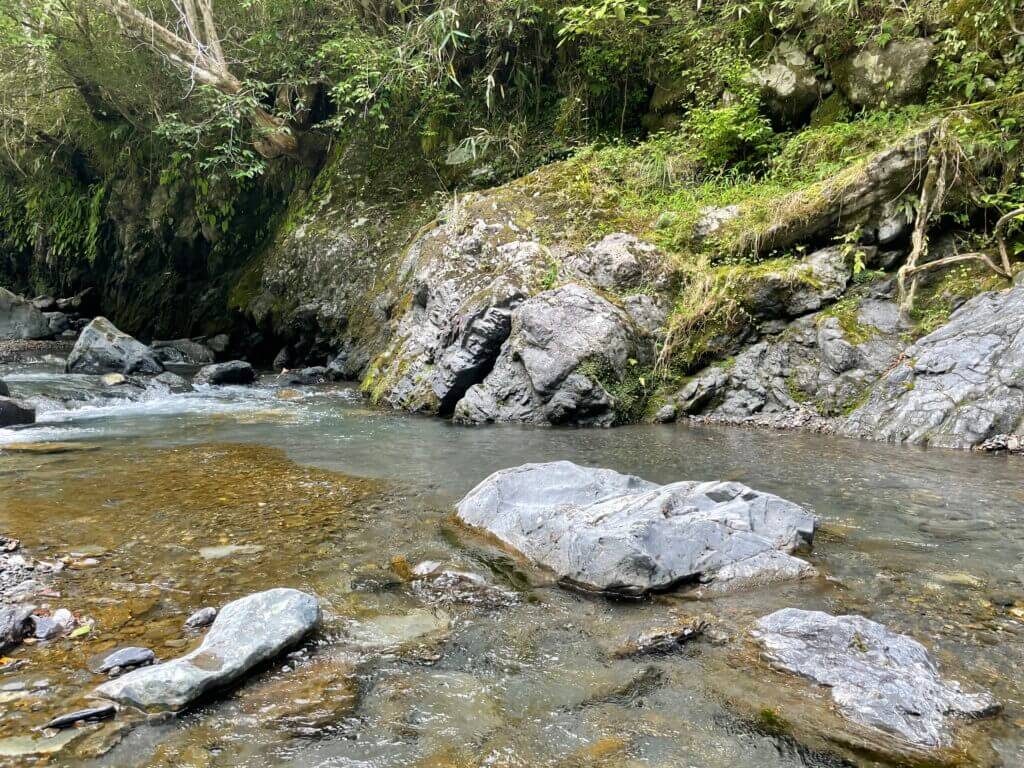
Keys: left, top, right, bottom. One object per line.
{"left": 453, "top": 284, "right": 648, "bottom": 426}
{"left": 0, "top": 397, "right": 36, "bottom": 427}
{"left": 0, "top": 288, "right": 50, "bottom": 340}
{"left": 751, "top": 608, "right": 999, "bottom": 749}
{"left": 456, "top": 461, "right": 816, "bottom": 595}
{"left": 844, "top": 287, "right": 1024, "bottom": 448}
{"left": 66, "top": 317, "right": 163, "bottom": 375}
{"left": 750, "top": 42, "right": 827, "bottom": 125}
{"left": 193, "top": 360, "right": 256, "bottom": 386}
{"left": 834, "top": 39, "right": 935, "bottom": 107}
{"left": 94, "top": 588, "right": 320, "bottom": 712}
{"left": 366, "top": 224, "right": 545, "bottom": 413}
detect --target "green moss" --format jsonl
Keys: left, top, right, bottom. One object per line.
{"left": 909, "top": 262, "right": 1007, "bottom": 336}
{"left": 577, "top": 356, "right": 655, "bottom": 425}
{"left": 818, "top": 295, "right": 877, "bottom": 345}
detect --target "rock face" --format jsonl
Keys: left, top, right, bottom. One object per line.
{"left": 94, "top": 588, "right": 320, "bottom": 711}
{"left": 844, "top": 287, "right": 1024, "bottom": 448}
{"left": 744, "top": 247, "right": 852, "bottom": 320}
{"left": 0, "top": 397, "right": 35, "bottom": 428}
{"left": 0, "top": 288, "right": 51, "bottom": 340}
{"left": 66, "top": 317, "right": 163, "bottom": 375}
{"left": 751, "top": 608, "right": 999, "bottom": 749}
{"left": 365, "top": 225, "right": 546, "bottom": 414}
{"left": 675, "top": 292, "right": 905, "bottom": 420}
{"left": 564, "top": 233, "right": 670, "bottom": 293}
{"left": 193, "top": 360, "right": 256, "bottom": 386}
{"left": 454, "top": 285, "right": 650, "bottom": 426}
{"left": 456, "top": 461, "right": 816, "bottom": 595}
{"left": 834, "top": 39, "right": 935, "bottom": 107}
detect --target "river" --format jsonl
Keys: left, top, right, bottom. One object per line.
{"left": 0, "top": 356, "right": 1021, "bottom": 767}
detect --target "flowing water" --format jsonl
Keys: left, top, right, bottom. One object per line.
{"left": 0, "top": 356, "right": 1022, "bottom": 767}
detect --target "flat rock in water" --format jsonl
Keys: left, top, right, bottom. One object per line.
{"left": 94, "top": 588, "right": 320, "bottom": 711}
{"left": 1, "top": 442, "right": 100, "bottom": 455}
{"left": 43, "top": 704, "right": 116, "bottom": 730}
{"left": 456, "top": 461, "right": 816, "bottom": 595}
{"left": 194, "top": 360, "right": 256, "bottom": 386}
{"left": 750, "top": 608, "right": 999, "bottom": 749}
{"left": 95, "top": 646, "right": 156, "bottom": 674}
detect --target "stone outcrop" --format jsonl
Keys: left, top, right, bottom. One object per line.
{"left": 744, "top": 247, "right": 852, "bottom": 320}
{"left": 751, "top": 608, "right": 999, "bottom": 749}
{"left": 844, "top": 286, "right": 1024, "bottom": 448}
{"left": 365, "top": 223, "right": 546, "bottom": 413}
{"left": 65, "top": 317, "right": 163, "bottom": 375}
{"left": 456, "top": 461, "right": 816, "bottom": 595}
{"left": 454, "top": 284, "right": 650, "bottom": 426}
{"left": 745, "top": 128, "right": 934, "bottom": 256}
{"left": 834, "top": 39, "right": 935, "bottom": 107}
{"left": 95, "top": 588, "right": 320, "bottom": 711}
{"left": 564, "top": 233, "right": 672, "bottom": 293}
{"left": 672, "top": 291, "right": 905, "bottom": 420}
{"left": 0, "top": 288, "right": 51, "bottom": 341}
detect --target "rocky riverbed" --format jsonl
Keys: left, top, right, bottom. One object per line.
{"left": 0, "top": 355, "right": 1021, "bottom": 767}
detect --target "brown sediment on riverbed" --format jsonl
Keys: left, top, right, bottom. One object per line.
{"left": 0, "top": 442, "right": 391, "bottom": 747}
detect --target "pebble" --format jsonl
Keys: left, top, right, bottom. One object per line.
{"left": 96, "top": 646, "right": 156, "bottom": 675}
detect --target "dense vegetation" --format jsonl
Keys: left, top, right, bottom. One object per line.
{"left": 0, "top": 0, "right": 1022, "bottom": 341}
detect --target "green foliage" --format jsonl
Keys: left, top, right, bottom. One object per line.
{"left": 1, "top": 176, "right": 105, "bottom": 273}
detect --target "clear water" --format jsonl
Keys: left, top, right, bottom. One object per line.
{"left": 0, "top": 361, "right": 1021, "bottom": 767}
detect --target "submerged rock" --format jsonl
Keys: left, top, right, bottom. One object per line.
{"left": 193, "top": 360, "right": 256, "bottom": 386}
{"left": 341, "top": 608, "right": 451, "bottom": 653}
{"left": 456, "top": 461, "right": 816, "bottom": 595}
{"left": 0, "top": 288, "right": 51, "bottom": 341}
{"left": 43, "top": 704, "right": 116, "bottom": 730}
{"left": 408, "top": 561, "right": 519, "bottom": 608}
{"left": 611, "top": 615, "right": 708, "bottom": 658}
{"left": 844, "top": 286, "right": 1024, "bottom": 448}
{"left": 153, "top": 371, "right": 192, "bottom": 393}
{"left": 95, "top": 646, "right": 156, "bottom": 675}
{"left": 0, "top": 397, "right": 35, "bottom": 428}
{"left": 751, "top": 608, "right": 999, "bottom": 749}
{"left": 66, "top": 318, "right": 163, "bottom": 375}
{"left": 94, "top": 588, "right": 320, "bottom": 711}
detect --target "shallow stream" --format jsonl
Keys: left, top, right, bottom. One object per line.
{"left": 0, "top": 357, "right": 1022, "bottom": 767}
